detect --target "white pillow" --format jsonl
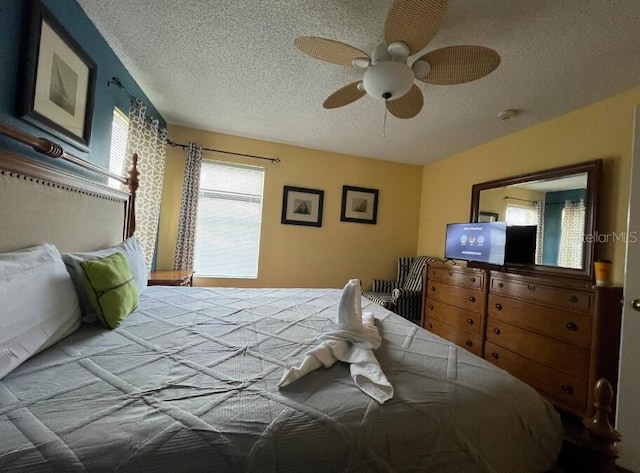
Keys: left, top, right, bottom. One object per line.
{"left": 62, "top": 236, "right": 148, "bottom": 322}
{"left": 0, "top": 244, "right": 81, "bottom": 379}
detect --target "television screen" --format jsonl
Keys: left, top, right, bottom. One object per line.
{"left": 445, "top": 222, "right": 506, "bottom": 265}
{"left": 505, "top": 225, "right": 538, "bottom": 265}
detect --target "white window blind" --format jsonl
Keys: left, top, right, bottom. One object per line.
{"left": 505, "top": 204, "right": 538, "bottom": 225}
{"left": 194, "top": 160, "right": 265, "bottom": 278}
{"left": 108, "top": 107, "right": 129, "bottom": 188}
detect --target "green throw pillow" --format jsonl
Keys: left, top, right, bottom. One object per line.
{"left": 80, "top": 252, "right": 138, "bottom": 329}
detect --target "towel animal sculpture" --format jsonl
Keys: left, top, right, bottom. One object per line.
{"left": 278, "top": 279, "right": 394, "bottom": 404}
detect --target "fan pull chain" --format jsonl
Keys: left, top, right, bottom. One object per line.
{"left": 383, "top": 101, "right": 388, "bottom": 138}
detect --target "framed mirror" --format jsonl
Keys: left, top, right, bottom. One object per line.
{"left": 470, "top": 160, "right": 601, "bottom": 280}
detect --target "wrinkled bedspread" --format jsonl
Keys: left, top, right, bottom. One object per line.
{"left": 0, "top": 287, "right": 563, "bottom": 472}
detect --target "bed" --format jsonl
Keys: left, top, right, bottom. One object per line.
{"left": 0, "top": 123, "right": 565, "bottom": 472}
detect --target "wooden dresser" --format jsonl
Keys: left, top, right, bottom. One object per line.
{"left": 485, "top": 271, "right": 622, "bottom": 417}
{"left": 422, "top": 262, "right": 623, "bottom": 418}
{"left": 422, "top": 263, "right": 487, "bottom": 357}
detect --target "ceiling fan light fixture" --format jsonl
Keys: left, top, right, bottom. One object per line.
{"left": 372, "top": 42, "right": 392, "bottom": 64}
{"left": 363, "top": 61, "right": 414, "bottom": 101}
{"left": 353, "top": 57, "right": 371, "bottom": 68}
{"left": 295, "top": 0, "right": 500, "bottom": 118}
{"left": 412, "top": 60, "right": 431, "bottom": 79}
{"left": 387, "top": 41, "right": 410, "bottom": 58}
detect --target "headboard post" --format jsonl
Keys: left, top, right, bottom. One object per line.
{"left": 126, "top": 153, "right": 139, "bottom": 239}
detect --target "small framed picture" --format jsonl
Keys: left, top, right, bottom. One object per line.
{"left": 281, "top": 186, "right": 324, "bottom": 227}
{"left": 478, "top": 211, "right": 499, "bottom": 222}
{"left": 20, "top": 1, "right": 97, "bottom": 149}
{"left": 341, "top": 185, "right": 379, "bottom": 224}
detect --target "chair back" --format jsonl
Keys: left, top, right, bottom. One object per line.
{"left": 403, "top": 256, "right": 440, "bottom": 291}
{"left": 396, "top": 257, "right": 415, "bottom": 287}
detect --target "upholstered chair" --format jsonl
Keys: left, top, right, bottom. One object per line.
{"left": 363, "top": 256, "right": 441, "bottom": 322}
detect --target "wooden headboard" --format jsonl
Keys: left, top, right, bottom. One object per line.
{"left": 0, "top": 122, "right": 138, "bottom": 253}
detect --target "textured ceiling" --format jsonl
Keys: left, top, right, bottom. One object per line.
{"left": 77, "top": 0, "right": 640, "bottom": 165}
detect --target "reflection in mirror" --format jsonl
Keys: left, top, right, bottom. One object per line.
{"left": 471, "top": 160, "right": 600, "bottom": 279}
{"left": 478, "top": 173, "right": 588, "bottom": 269}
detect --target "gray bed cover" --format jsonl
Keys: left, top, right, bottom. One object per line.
{"left": 0, "top": 286, "right": 563, "bottom": 472}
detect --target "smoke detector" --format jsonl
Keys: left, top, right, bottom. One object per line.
{"left": 497, "top": 109, "right": 517, "bottom": 121}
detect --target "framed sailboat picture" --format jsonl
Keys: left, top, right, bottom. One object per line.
{"left": 20, "top": 1, "right": 97, "bottom": 149}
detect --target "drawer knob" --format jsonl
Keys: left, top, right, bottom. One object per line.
{"left": 495, "top": 303, "right": 502, "bottom": 310}
{"left": 470, "top": 277, "right": 476, "bottom": 283}
{"left": 498, "top": 282, "right": 504, "bottom": 288}
{"left": 569, "top": 295, "right": 579, "bottom": 303}
{"left": 431, "top": 286, "right": 436, "bottom": 292}
{"left": 429, "top": 304, "right": 434, "bottom": 310}
{"left": 527, "top": 284, "right": 536, "bottom": 292}
{"left": 566, "top": 322, "right": 578, "bottom": 331}
{"left": 561, "top": 384, "right": 574, "bottom": 395}
{"left": 493, "top": 328, "right": 501, "bottom": 335}
{"left": 428, "top": 323, "right": 433, "bottom": 329}
{"left": 491, "top": 352, "right": 499, "bottom": 360}
{"left": 465, "top": 340, "right": 473, "bottom": 347}
{"left": 468, "top": 296, "right": 476, "bottom": 303}
{"left": 466, "top": 318, "right": 474, "bottom": 325}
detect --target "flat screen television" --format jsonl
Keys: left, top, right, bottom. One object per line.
{"left": 445, "top": 222, "right": 506, "bottom": 265}
{"left": 505, "top": 225, "right": 538, "bottom": 265}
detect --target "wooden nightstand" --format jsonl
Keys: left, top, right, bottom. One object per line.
{"left": 148, "top": 270, "right": 194, "bottom": 287}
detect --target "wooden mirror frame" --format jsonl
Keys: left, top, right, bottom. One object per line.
{"left": 469, "top": 159, "right": 602, "bottom": 280}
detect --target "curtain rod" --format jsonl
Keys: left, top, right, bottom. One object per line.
{"left": 108, "top": 76, "right": 280, "bottom": 164}
{"left": 504, "top": 196, "right": 584, "bottom": 205}
{"left": 166, "top": 139, "right": 280, "bottom": 164}
{"left": 107, "top": 76, "right": 162, "bottom": 129}
{"left": 504, "top": 196, "right": 539, "bottom": 203}
{"left": 107, "top": 76, "right": 137, "bottom": 103}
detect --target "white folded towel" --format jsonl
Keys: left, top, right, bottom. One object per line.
{"left": 278, "top": 279, "right": 394, "bottom": 404}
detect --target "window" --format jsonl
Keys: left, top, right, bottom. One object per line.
{"left": 505, "top": 203, "right": 538, "bottom": 225}
{"left": 194, "top": 160, "right": 265, "bottom": 278}
{"left": 108, "top": 107, "right": 129, "bottom": 188}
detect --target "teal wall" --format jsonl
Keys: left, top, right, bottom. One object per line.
{"left": 0, "top": 0, "right": 164, "bottom": 174}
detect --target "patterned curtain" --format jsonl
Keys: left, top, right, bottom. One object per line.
{"left": 534, "top": 201, "right": 545, "bottom": 264}
{"left": 558, "top": 200, "right": 586, "bottom": 269}
{"left": 124, "top": 100, "right": 167, "bottom": 268}
{"left": 174, "top": 143, "right": 203, "bottom": 270}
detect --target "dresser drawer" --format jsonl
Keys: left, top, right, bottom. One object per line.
{"left": 490, "top": 277, "right": 592, "bottom": 313}
{"left": 488, "top": 294, "right": 592, "bottom": 347}
{"left": 427, "top": 280, "right": 484, "bottom": 313}
{"left": 428, "top": 265, "right": 484, "bottom": 289}
{"left": 425, "top": 299, "right": 481, "bottom": 335}
{"left": 484, "top": 342, "right": 587, "bottom": 415}
{"left": 486, "top": 318, "right": 589, "bottom": 380}
{"left": 425, "top": 319, "right": 482, "bottom": 357}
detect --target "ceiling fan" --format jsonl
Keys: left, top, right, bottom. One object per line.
{"left": 294, "top": 0, "right": 501, "bottom": 119}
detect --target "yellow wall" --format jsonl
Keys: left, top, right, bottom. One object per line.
{"left": 157, "top": 125, "right": 423, "bottom": 288}
{"left": 418, "top": 86, "right": 640, "bottom": 284}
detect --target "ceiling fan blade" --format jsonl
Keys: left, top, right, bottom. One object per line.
{"left": 294, "top": 37, "right": 370, "bottom": 66}
{"left": 386, "top": 85, "right": 424, "bottom": 119}
{"left": 416, "top": 46, "right": 501, "bottom": 85}
{"left": 385, "top": 0, "right": 448, "bottom": 56}
{"left": 323, "top": 82, "right": 366, "bottom": 109}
